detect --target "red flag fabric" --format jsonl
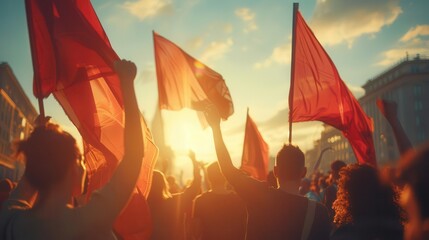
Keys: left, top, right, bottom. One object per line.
{"left": 289, "top": 11, "right": 376, "bottom": 166}
{"left": 153, "top": 32, "right": 234, "bottom": 121}
{"left": 26, "top": 0, "right": 158, "bottom": 239}
{"left": 240, "top": 111, "right": 269, "bottom": 181}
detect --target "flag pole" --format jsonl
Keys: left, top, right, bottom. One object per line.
{"left": 240, "top": 107, "right": 250, "bottom": 170}
{"left": 288, "top": 2, "right": 299, "bottom": 144}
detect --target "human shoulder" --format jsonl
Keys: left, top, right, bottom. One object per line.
{"left": 0, "top": 199, "right": 31, "bottom": 232}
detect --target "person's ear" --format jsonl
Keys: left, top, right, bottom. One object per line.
{"left": 301, "top": 167, "right": 307, "bottom": 178}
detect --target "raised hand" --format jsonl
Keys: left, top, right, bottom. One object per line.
{"left": 114, "top": 59, "right": 137, "bottom": 86}
{"left": 376, "top": 98, "right": 398, "bottom": 123}
{"left": 35, "top": 115, "right": 52, "bottom": 127}
{"left": 204, "top": 104, "right": 221, "bottom": 128}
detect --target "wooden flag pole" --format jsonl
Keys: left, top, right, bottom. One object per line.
{"left": 288, "top": 2, "right": 299, "bottom": 144}
{"left": 37, "top": 98, "right": 45, "bottom": 119}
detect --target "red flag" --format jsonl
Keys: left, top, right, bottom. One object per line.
{"left": 25, "top": 0, "right": 158, "bottom": 239}
{"left": 289, "top": 11, "right": 376, "bottom": 166}
{"left": 240, "top": 111, "right": 269, "bottom": 180}
{"left": 153, "top": 32, "right": 234, "bottom": 121}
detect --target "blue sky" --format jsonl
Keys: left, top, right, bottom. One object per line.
{"left": 1, "top": 0, "right": 429, "bottom": 175}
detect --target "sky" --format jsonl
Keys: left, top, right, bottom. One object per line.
{"left": 1, "top": 0, "right": 429, "bottom": 177}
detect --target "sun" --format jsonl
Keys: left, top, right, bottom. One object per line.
{"left": 163, "top": 109, "right": 217, "bottom": 165}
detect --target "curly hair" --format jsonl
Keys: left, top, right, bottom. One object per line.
{"left": 15, "top": 123, "right": 80, "bottom": 192}
{"left": 333, "top": 164, "right": 403, "bottom": 226}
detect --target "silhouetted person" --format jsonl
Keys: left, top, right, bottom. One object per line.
{"left": 323, "top": 160, "right": 346, "bottom": 220}
{"left": 191, "top": 162, "right": 247, "bottom": 240}
{"left": 166, "top": 175, "right": 180, "bottom": 194}
{"left": 398, "top": 144, "right": 429, "bottom": 240}
{"left": 331, "top": 164, "right": 403, "bottom": 240}
{"left": 148, "top": 151, "right": 201, "bottom": 240}
{"left": 378, "top": 99, "right": 429, "bottom": 240}
{"left": 0, "top": 60, "right": 146, "bottom": 239}
{"left": 205, "top": 105, "right": 330, "bottom": 240}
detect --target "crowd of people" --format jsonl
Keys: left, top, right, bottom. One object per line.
{"left": 0, "top": 60, "right": 428, "bottom": 240}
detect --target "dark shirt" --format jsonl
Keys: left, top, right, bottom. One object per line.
{"left": 323, "top": 184, "right": 338, "bottom": 220}
{"left": 192, "top": 191, "right": 247, "bottom": 240}
{"left": 225, "top": 169, "right": 331, "bottom": 240}
{"left": 149, "top": 179, "right": 201, "bottom": 240}
{"left": 331, "top": 218, "right": 404, "bottom": 240}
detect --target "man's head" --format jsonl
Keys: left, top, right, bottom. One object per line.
{"left": 330, "top": 160, "right": 346, "bottom": 182}
{"left": 274, "top": 144, "right": 306, "bottom": 182}
{"left": 399, "top": 145, "right": 429, "bottom": 240}
{"left": 207, "top": 162, "right": 226, "bottom": 188}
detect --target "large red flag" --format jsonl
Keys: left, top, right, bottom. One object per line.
{"left": 289, "top": 10, "right": 376, "bottom": 166}
{"left": 240, "top": 111, "right": 269, "bottom": 181}
{"left": 25, "top": 0, "right": 158, "bottom": 239}
{"left": 153, "top": 32, "right": 234, "bottom": 121}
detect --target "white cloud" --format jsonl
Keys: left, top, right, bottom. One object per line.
{"left": 310, "top": 0, "right": 402, "bottom": 47}
{"left": 377, "top": 25, "right": 429, "bottom": 66}
{"left": 400, "top": 25, "right": 429, "bottom": 42}
{"left": 200, "top": 38, "right": 234, "bottom": 62}
{"left": 377, "top": 47, "right": 429, "bottom": 66}
{"left": 185, "top": 36, "right": 204, "bottom": 50}
{"left": 347, "top": 84, "right": 365, "bottom": 98}
{"left": 122, "top": 0, "right": 173, "bottom": 21}
{"left": 235, "top": 8, "right": 258, "bottom": 33}
{"left": 254, "top": 42, "right": 291, "bottom": 69}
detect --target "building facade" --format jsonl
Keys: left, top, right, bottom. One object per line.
{"left": 305, "top": 55, "right": 429, "bottom": 172}
{"left": 0, "top": 62, "right": 38, "bottom": 181}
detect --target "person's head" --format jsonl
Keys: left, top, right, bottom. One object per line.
{"left": 16, "top": 123, "right": 86, "bottom": 196}
{"left": 318, "top": 176, "right": 328, "bottom": 190}
{"left": 330, "top": 160, "right": 346, "bottom": 182}
{"left": 333, "top": 164, "right": 403, "bottom": 226}
{"left": 148, "top": 170, "right": 171, "bottom": 205}
{"left": 206, "top": 162, "right": 226, "bottom": 188}
{"left": 274, "top": 144, "right": 306, "bottom": 183}
{"left": 398, "top": 145, "right": 429, "bottom": 240}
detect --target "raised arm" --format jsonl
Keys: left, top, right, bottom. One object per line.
{"left": 377, "top": 99, "right": 413, "bottom": 155}
{"left": 84, "top": 59, "right": 144, "bottom": 225}
{"left": 180, "top": 150, "right": 202, "bottom": 202}
{"left": 204, "top": 106, "right": 237, "bottom": 179}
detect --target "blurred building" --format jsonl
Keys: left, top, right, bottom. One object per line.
{"left": 361, "top": 54, "right": 429, "bottom": 165}
{"left": 305, "top": 54, "right": 429, "bottom": 171}
{"left": 0, "top": 62, "right": 38, "bottom": 181}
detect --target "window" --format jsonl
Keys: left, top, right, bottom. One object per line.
{"left": 414, "top": 85, "right": 422, "bottom": 96}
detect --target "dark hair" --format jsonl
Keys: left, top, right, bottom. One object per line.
{"left": 16, "top": 123, "right": 79, "bottom": 192}
{"left": 331, "top": 160, "right": 346, "bottom": 180}
{"left": 333, "top": 164, "right": 403, "bottom": 225}
{"left": 275, "top": 144, "right": 305, "bottom": 181}
{"left": 399, "top": 144, "right": 429, "bottom": 219}
{"left": 206, "top": 162, "right": 225, "bottom": 187}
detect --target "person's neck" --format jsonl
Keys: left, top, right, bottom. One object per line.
{"left": 33, "top": 182, "right": 73, "bottom": 216}
{"left": 277, "top": 180, "right": 300, "bottom": 195}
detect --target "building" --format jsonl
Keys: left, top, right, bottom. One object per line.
{"left": 0, "top": 62, "right": 38, "bottom": 181}
{"left": 305, "top": 55, "right": 429, "bottom": 172}
{"left": 361, "top": 55, "right": 429, "bottom": 165}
